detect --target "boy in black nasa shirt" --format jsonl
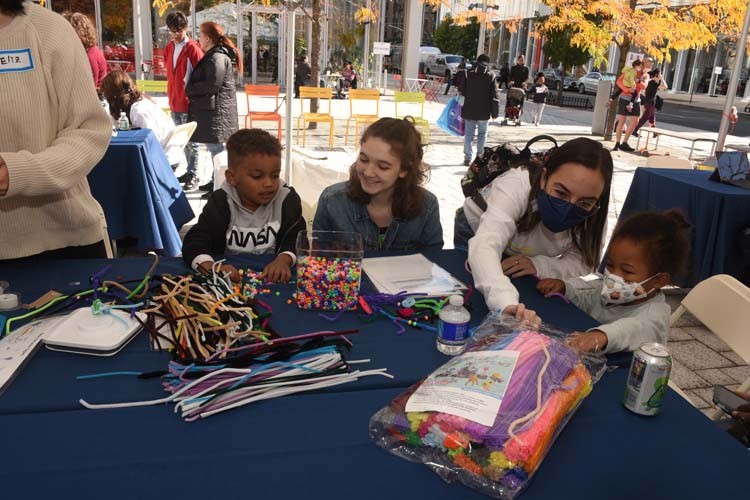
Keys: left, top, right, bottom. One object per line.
{"left": 183, "top": 129, "right": 305, "bottom": 282}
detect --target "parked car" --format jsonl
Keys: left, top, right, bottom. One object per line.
{"left": 423, "top": 54, "right": 466, "bottom": 80}
{"left": 419, "top": 46, "right": 442, "bottom": 63}
{"left": 576, "top": 72, "right": 616, "bottom": 94}
{"left": 541, "top": 68, "right": 576, "bottom": 91}
{"left": 385, "top": 46, "right": 441, "bottom": 73}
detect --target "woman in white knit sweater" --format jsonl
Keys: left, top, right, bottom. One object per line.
{"left": 0, "top": 1, "right": 111, "bottom": 260}
{"left": 468, "top": 138, "right": 613, "bottom": 324}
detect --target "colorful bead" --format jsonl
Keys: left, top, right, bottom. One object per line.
{"left": 294, "top": 256, "right": 362, "bottom": 311}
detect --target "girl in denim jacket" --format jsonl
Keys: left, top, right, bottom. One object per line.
{"left": 313, "top": 117, "right": 443, "bottom": 251}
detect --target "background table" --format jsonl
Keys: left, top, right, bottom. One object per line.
{"left": 620, "top": 167, "right": 750, "bottom": 286}
{"left": 0, "top": 251, "right": 747, "bottom": 498}
{"left": 87, "top": 129, "right": 194, "bottom": 256}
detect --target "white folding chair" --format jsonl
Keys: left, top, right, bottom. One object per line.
{"left": 668, "top": 274, "right": 750, "bottom": 418}
{"left": 645, "top": 155, "right": 692, "bottom": 169}
{"left": 163, "top": 121, "right": 197, "bottom": 168}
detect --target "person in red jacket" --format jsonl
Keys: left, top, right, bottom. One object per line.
{"left": 165, "top": 12, "right": 203, "bottom": 122}
{"left": 164, "top": 12, "right": 204, "bottom": 187}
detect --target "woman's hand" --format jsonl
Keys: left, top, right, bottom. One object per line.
{"left": 567, "top": 330, "right": 609, "bottom": 353}
{"left": 502, "top": 304, "right": 541, "bottom": 329}
{"left": 501, "top": 255, "right": 537, "bottom": 278}
{"left": 537, "top": 278, "right": 565, "bottom": 296}
{"left": 261, "top": 254, "right": 293, "bottom": 283}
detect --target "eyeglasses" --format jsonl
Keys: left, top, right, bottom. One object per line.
{"left": 546, "top": 188, "right": 600, "bottom": 214}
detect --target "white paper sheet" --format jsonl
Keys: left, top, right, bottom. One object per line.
{"left": 362, "top": 254, "right": 467, "bottom": 296}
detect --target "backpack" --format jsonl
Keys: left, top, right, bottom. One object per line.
{"left": 460, "top": 135, "right": 558, "bottom": 211}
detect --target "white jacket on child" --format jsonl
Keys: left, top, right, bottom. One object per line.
{"left": 468, "top": 168, "right": 592, "bottom": 313}
{"left": 564, "top": 278, "right": 670, "bottom": 353}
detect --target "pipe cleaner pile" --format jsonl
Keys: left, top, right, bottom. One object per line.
{"left": 369, "top": 315, "right": 606, "bottom": 499}
{"left": 77, "top": 261, "right": 391, "bottom": 420}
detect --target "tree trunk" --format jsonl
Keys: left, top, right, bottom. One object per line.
{"left": 309, "top": 0, "right": 322, "bottom": 129}
{"left": 603, "top": 39, "right": 630, "bottom": 141}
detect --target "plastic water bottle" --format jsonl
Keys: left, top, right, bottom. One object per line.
{"left": 437, "top": 295, "right": 470, "bottom": 355}
{"left": 117, "top": 112, "right": 130, "bottom": 131}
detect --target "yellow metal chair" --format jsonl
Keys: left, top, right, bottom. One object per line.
{"left": 345, "top": 89, "right": 380, "bottom": 144}
{"left": 394, "top": 91, "right": 429, "bottom": 145}
{"left": 136, "top": 79, "right": 168, "bottom": 93}
{"left": 135, "top": 79, "right": 169, "bottom": 114}
{"left": 297, "top": 86, "right": 335, "bottom": 149}
{"left": 244, "top": 84, "right": 283, "bottom": 139}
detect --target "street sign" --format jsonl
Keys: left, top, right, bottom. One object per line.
{"left": 714, "top": 66, "right": 723, "bottom": 75}
{"left": 373, "top": 42, "right": 391, "bottom": 55}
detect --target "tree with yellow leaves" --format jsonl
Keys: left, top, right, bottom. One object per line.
{"left": 538, "top": 0, "right": 748, "bottom": 140}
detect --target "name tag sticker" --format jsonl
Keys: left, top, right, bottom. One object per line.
{"left": 0, "top": 48, "right": 34, "bottom": 73}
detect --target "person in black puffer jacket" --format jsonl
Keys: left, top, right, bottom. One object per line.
{"left": 184, "top": 21, "right": 241, "bottom": 192}
{"left": 508, "top": 55, "right": 530, "bottom": 89}
{"left": 461, "top": 54, "right": 500, "bottom": 166}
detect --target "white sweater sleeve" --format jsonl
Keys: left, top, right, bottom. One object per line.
{"left": 595, "top": 302, "right": 671, "bottom": 354}
{"left": 529, "top": 242, "right": 591, "bottom": 279}
{"left": 468, "top": 169, "right": 531, "bottom": 312}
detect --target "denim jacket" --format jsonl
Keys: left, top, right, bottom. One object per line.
{"left": 313, "top": 182, "right": 444, "bottom": 251}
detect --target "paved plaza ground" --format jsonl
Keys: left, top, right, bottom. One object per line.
{"left": 166, "top": 88, "right": 748, "bottom": 419}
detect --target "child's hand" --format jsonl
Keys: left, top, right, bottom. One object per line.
{"left": 501, "top": 255, "right": 537, "bottom": 278}
{"left": 198, "top": 261, "right": 241, "bottom": 282}
{"left": 567, "top": 330, "right": 608, "bottom": 353}
{"left": 537, "top": 278, "right": 565, "bottom": 296}
{"left": 261, "top": 254, "right": 293, "bottom": 283}
{"left": 502, "top": 303, "right": 542, "bottom": 329}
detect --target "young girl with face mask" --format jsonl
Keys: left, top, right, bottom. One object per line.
{"left": 468, "top": 138, "right": 613, "bottom": 325}
{"left": 537, "top": 210, "right": 691, "bottom": 353}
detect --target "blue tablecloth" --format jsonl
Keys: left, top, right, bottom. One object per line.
{"left": 620, "top": 168, "right": 750, "bottom": 286}
{"left": 87, "top": 129, "right": 194, "bottom": 256}
{"left": 0, "top": 252, "right": 747, "bottom": 498}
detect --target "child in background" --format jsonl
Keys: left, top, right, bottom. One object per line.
{"left": 530, "top": 72, "right": 549, "bottom": 126}
{"left": 314, "top": 117, "right": 443, "bottom": 251}
{"left": 537, "top": 210, "right": 691, "bottom": 353}
{"left": 182, "top": 129, "right": 305, "bottom": 282}
{"left": 610, "top": 59, "right": 646, "bottom": 112}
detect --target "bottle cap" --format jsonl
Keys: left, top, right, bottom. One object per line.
{"left": 449, "top": 295, "right": 463, "bottom": 307}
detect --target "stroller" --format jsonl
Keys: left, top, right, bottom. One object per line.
{"left": 501, "top": 87, "right": 525, "bottom": 126}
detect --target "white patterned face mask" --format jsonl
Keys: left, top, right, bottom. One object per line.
{"left": 600, "top": 270, "right": 659, "bottom": 305}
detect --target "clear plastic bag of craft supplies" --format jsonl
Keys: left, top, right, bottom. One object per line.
{"left": 369, "top": 314, "right": 607, "bottom": 498}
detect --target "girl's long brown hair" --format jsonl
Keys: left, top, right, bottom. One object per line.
{"left": 347, "top": 117, "right": 428, "bottom": 219}
{"left": 517, "top": 137, "right": 613, "bottom": 270}
{"left": 100, "top": 70, "right": 142, "bottom": 122}
{"left": 200, "top": 22, "right": 243, "bottom": 76}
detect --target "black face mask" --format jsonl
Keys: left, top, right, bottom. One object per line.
{"left": 0, "top": 0, "right": 25, "bottom": 16}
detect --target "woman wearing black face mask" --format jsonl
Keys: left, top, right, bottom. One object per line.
{"left": 468, "top": 138, "right": 613, "bottom": 325}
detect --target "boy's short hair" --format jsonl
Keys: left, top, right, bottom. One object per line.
{"left": 166, "top": 12, "right": 188, "bottom": 31}
{"left": 632, "top": 59, "right": 643, "bottom": 68}
{"left": 226, "top": 129, "right": 282, "bottom": 168}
